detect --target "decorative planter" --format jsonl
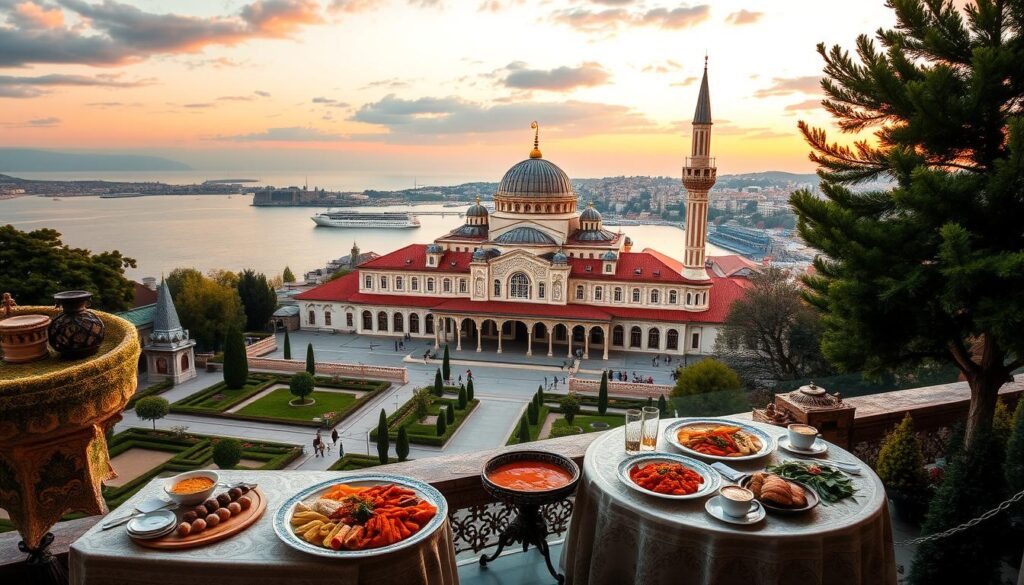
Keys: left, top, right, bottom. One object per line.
{"left": 48, "top": 291, "right": 105, "bottom": 359}
{"left": 0, "top": 314, "right": 51, "bottom": 363}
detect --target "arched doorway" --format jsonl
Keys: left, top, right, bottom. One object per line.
{"left": 629, "top": 326, "right": 642, "bottom": 348}
{"left": 377, "top": 311, "right": 388, "bottom": 332}
{"left": 180, "top": 353, "right": 190, "bottom": 371}
{"left": 647, "top": 328, "right": 660, "bottom": 349}
{"left": 393, "top": 312, "right": 404, "bottom": 332}
{"left": 666, "top": 329, "right": 679, "bottom": 350}
{"left": 362, "top": 310, "right": 372, "bottom": 331}
{"left": 409, "top": 313, "right": 420, "bottom": 334}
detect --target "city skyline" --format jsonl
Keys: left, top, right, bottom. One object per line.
{"left": 0, "top": 0, "right": 901, "bottom": 177}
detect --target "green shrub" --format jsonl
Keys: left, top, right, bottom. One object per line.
{"left": 528, "top": 401, "right": 538, "bottom": 425}
{"left": 876, "top": 414, "right": 928, "bottom": 493}
{"left": 436, "top": 412, "right": 447, "bottom": 435}
{"left": 658, "top": 394, "right": 668, "bottom": 415}
{"left": 135, "top": 396, "right": 170, "bottom": 429}
{"left": 396, "top": 427, "right": 410, "bottom": 462}
{"left": 376, "top": 409, "right": 389, "bottom": 464}
{"left": 560, "top": 393, "right": 581, "bottom": 426}
{"left": 517, "top": 416, "right": 530, "bottom": 444}
{"left": 212, "top": 438, "right": 242, "bottom": 469}
{"left": 445, "top": 403, "right": 455, "bottom": 424}
{"left": 1007, "top": 399, "right": 1024, "bottom": 493}
{"left": 305, "top": 343, "right": 315, "bottom": 375}
{"left": 127, "top": 380, "right": 173, "bottom": 409}
{"left": 442, "top": 344, "right": 451, "bottom": 381}
{"left": 283, "top": 330, "right": 291, "bottom": 359}
{"left": 466, "top": 378, "right": 474, "bottom": 401}
{"left": 458, "top": 385, "right": 467, "bottom": 409}
{"left": 672, "top": 358, "right": 741, "bottom": 396}
{"left": 433, "top": 369, "right": 444, "bottom": 396}
{"left": 222, "top": 328, "right": 248, "bottom": 389}
{"left": 993, "top": 400, "right": 1013, "bottom": 445}
{"left": 413, "top": 388, "right": 432, "bottom": 420}
{"left": 536, "top": 383, "right": 543, "bottom": 405}
{"left": 598, "top": 372, "right": 609, "bottom": 415}
{"left": 550, "top": 424, "right": 582, "bottom": 438}
{"left": 289, "top": 372, "right": 315, "bottom": 404}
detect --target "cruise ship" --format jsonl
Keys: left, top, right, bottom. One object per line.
{"left": 311, "top": 210, "right": 421, "bottom": 229}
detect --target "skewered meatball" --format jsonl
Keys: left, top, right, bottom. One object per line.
{"left": 205, "top": 513, "right": 220, "bottom": 528}
{"left": 215, "top": 507, "right": 231, "bottom": 522}
{"left": 238, "top": 485, "right": 250, "bottom": 495}
{"left": 191, "top": 518, "right": 207, "bottom": 532}
{"left": 237, "top": 496, "right": 252, "bottom": 511}
{"left": 228, "top": 487, "right": 242, "bottom": 501}
{"left": 177, "top": 522, "right": 191, "bottom": 537}
{"left": 216, "top": 493, "right": 231, "bottom": 507}
{"left": 227, "top": 502, "right": 242, "bottom": 515}
{"left": 203, "top": 499, "right": 219, "bottom": 514}
{"left": 182, "top": 511, "right": 197, "bottom": 524}
{"left": 193, "top": 505, "right": 208, "bottom": 517}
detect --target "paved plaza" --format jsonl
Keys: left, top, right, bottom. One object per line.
{"left": 119, "top": 330, "right": 690, "bottom": 470}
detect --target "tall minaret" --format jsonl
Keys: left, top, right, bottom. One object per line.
{"left": 681, "top": 57, "right": 716, "bottom": 281}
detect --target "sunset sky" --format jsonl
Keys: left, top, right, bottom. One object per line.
{"left": 0, "top": 0, "right": 899, "bottom": 178}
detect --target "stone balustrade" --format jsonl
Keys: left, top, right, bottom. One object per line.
{"left": 246, "top": 357, "right": 409, "bottom": 383}
{"left": 245, "top": 335, "right": 277, "bottom": 357}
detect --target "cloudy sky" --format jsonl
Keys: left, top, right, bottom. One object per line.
{"left": 0, "top": 0, "right": 898, "bottom": 177}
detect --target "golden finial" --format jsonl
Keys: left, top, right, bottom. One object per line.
{"left": 529, "top": 121, "right": 542, "bottom": 159}
{"left": 475, "top": 195, "right": 481, "bottom": 204}
{"left": 587, "top": 201, "right": 594, "bottom": 208}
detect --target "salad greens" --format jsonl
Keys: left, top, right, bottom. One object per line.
{"left": 766, "top": 461, "right": 856, "bottom": 504}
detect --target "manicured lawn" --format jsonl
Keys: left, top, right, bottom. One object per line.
{"left": 328, "top": 454, "right": 401, "bottom": 471}
{"left": 551, "top": 413, "right": 625, "bottom": 437}
{"left": 236, "top": 388, "right": 358, "bottom": 421}
{"left": 371, "top": 392, "right": 479, "bottom": 447}
{"left": 506, "top": 406, "right": 550, "bottom": 445}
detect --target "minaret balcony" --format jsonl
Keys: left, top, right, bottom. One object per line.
{"left": 682, "top": 160, "right": 717, "bottom": 191}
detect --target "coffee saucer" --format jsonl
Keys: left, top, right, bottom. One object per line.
{"left": 705, "top": 496, "right": 765, "bottom": 525}
{"left": 778, "top": 436, "right": 828, "bottom": 456}
{"left": 127, "top": 510, "right": 177, "bottom": 540}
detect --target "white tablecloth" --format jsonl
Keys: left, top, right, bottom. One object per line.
{"left": 70, "top": 471, "right": 458, "bottom": 585}
{"left": 563, "top": 419, "right": 896, "bottom": 585}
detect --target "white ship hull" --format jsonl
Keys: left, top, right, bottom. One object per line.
{"left": 312, "top": 212, "right": 420, "bottom": 229}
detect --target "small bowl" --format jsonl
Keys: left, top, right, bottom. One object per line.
{"left": 481, "top": 450, "right": 580, "bottom": 507}
{"left": 162, "top": 470, "right": 219, "bottom": 506}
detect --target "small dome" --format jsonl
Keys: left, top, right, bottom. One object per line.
{"left": 552, "top": 251, "right": 568, "bottom": 264}
{"left": 466, "top": 197, "right": 489, "bottom": 218}
{"left": 451, "top": 224, "right": 487, "bottom": 237}
{"left": 580, "top": 203, "right": 601, "bottom": 221}
{"left": 574, "top": 229, "right": 616, "bottom": 242}
{"left": 472, "top": 248, "right": 487, "bottom": 260}
{"left": 497, "top": 158, "right": 573, "bottom": 198}
{"left": 426, "top": 243, "right": 443, "bottom": 254}
{"left": 625, "top": 236, "right": 633, "bottom": 246}
{"left": 602, "top": 251, "right": 618, "bottom": 261}
{"left": 493, "top": 226, "right": 557, "bottom": 245}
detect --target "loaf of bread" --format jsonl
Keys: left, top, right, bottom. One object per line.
{"left": 789, "top": 482, "right": 807, "bottom": 507}
{"left": 759, "top": 475, "right": 794, "bottom": 506}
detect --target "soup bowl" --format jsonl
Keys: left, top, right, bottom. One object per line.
{"left": 481, "top": 450, "right": 580, "bottom": 507}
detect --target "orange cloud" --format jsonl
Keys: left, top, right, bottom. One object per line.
{"left": 13, "top": 1, "right": 64, "bottom": 28}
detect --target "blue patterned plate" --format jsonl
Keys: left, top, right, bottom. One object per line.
{"left": 617, "top": 452, "right": 721, "bottom": 501}
{"left": 273, "top": 473, "right": 447, "bottom": 559}
{"left": 664, "top": 418, "right": 777, "bottom": 462}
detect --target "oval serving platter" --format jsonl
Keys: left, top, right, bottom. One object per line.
{"left": 739, "top": 475, "right": 820, "bottom": 515}
{"left": 273, "top": 473, "right": 447, "bottom": 559}
{"left": 663, "top": 418, "right": 777, "bottom": 462}
{"left": 617, "top": 452, "right": 721, "bottom": 501}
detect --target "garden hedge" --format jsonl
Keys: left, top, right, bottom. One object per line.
{"left": 370, "top": 393, "right": 480, "bottom": 447}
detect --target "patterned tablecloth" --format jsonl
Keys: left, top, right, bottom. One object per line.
{"left": 563, "top": 418, "right": 896, "bottom": 585}
{"left": 69, "top": 471, "right": 458, "bottom": 585}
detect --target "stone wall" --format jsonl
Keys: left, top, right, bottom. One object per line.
{"left": 246, "top": 357, "right": 409, "bottom": 383}
{"left": 245, "top": 335, "right": 277, "bottom": 357}
{"left": 569, "top": 376, "right": 674, "bottom": 398}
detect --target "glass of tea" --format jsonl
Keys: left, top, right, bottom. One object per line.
{"left": 624, "top": 409, "right": 642, "bottom": 454}
{"left": 640, "top": 406, "right": 660, "bottom": 451}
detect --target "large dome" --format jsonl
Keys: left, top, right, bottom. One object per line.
{"left": 497, "top": 158, "right": 573, "bottom": 198}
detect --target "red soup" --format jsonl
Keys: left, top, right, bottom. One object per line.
{"left": 487, "top": 461, "right": 573, "bottom": 491}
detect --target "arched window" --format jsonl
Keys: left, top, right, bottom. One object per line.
{"left": 411, "top": 277, "right": 419, "bottom": 291}
{"left": 629, "top": 326, "right": 642, "bottom": 348}
{"left": 647, "top": 328, "right": 660, "bottom": 349}
{"left": 393, "top": 312, "right": 404, "bottom": 332}
{"left": 686, "top": 292, "right": 692, "bottom": 305}
{"left": 443, "top": 278, "right": 452, "bottom": 293}
{"left": 614, "top": 287, "right": 622, "bottom": 302}
{"left": 364, "top": 275, "right": 372, "bottom": 289}
{"left": 377, "top": 311, "right": 388, "bottom": 331}
{"left": 632, "top": 288, "right": 641, "bottom": 303}
{"left": 612, "top": 325, "right": 624, "bottom": 346}
{"left": 427, "top": 278, "right": 435, "bottom": 292}
{"left": 650, "top": 290, "right": 660, "bottom": 304}
{"left": 346, "top": 312, "right": 353, "bottom": 327}
{"left": 538, "top": 282, "right": 546, "bottom": 299}
{"left": 181, "top": 353, "right": 190, "bottom": 371}
{"left": 576, "top": 285, "right": 585, "bottom": 300}
{"left": 324, "top": 311, "right": 332, "bottom": 326}
{"left": 525, "top": 204, "right": 532, "bottom": 212}
{"left": 703, "top": 291, "right": 708, "bottom": 304}
{"left": 395, "top": 276, "right": 404, "bottom": 290}
{"left": 493, "top": 279, "right": 501, "bottom": 296}
{"left": 669, "top": 290, "right": 678, "bottom": 304}
{"left": 156, "top": 357, "right": 168, "bottom": 374}
{"left": 308, "top": 310, "right": 316, "bottom": 325}
{"left": 594, "top": 286, "right": 603, "bottom": 301}
{"left": 409, "top": 313, "right": 420, "bottom": 333}
{"left": 425, "top": 314, "right": 434, "bottom": 334}
{"left": 362, "top": 310, "right": 373, "bottom": 330}
{"left": 509, "top": 272, "right": 531, "bottom": 299}
{"left": 666, "top": 329, "right": 679, "bottom": 350}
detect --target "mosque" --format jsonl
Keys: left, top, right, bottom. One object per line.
{"left": 295, "top": 63, "right": 748, "bottom": 359}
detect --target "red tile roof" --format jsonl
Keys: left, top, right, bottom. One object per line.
{"left": 294, "top": 270, "right": 749, "bottom": 324}
{"left": 569, "top": 251, "right": 707, "bottom": 285}
{"left": 132, "top": 282, "right": 158, "bottom": 308}
{"left": 356, "top": 244, "right": 474, "bottom": 273}
{"left": 707, "top": 254, "right": 761, "bottom": 277}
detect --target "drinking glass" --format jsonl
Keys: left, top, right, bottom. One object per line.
{"left": 624, "top": 409, "right": 642, "bottom": 454}
{"left": 640, "top": 406, "right": 660, "bottom": 451}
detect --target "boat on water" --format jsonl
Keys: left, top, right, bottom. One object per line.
{"left": 312, "top": 210, "right": 421, "bottom": 229}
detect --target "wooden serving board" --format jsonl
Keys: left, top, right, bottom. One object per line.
{"left": 134, "top": 487, "right": 267, "bottom": 550}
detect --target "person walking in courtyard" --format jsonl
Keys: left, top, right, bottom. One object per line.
{"left": 338, "top": 439, "right": 345, "bottom": 458}
{"left": 331, "top": 428, "right": 338, "bottom": 445}
{"left": 312, "top": 435, "right": 321, "bottom": 457}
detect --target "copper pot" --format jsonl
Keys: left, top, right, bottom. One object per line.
{"left": 49, "top": 290, "right": 105, "bottom": 359}
{"left": 0, "top": 314, "right": 51, "bottom": 363}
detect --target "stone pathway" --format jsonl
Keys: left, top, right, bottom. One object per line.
{"left": 537, "top": 412, "right": 559, "bottom": 440}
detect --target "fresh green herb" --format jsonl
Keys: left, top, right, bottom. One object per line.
{"left": 766, "top": 461, "right": 856, "bottom": 504}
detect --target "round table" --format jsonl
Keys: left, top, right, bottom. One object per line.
{"left": 562, "top": 418, "right": 896, "bottom": 585}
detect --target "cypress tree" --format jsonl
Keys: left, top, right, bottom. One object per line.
{"left": 537, "top": 384, "right": 543, "bottom": 405}
{"left": 528, "top": 400, "right": 538, "bottom": 425}
{"left": 376, "top": 409, "right": 389, "bottom": 464}
{"left": 396, "top": 426, "right": 410, "bottom": 462}
{"left": 466, "top": 378, "right": 474, "bottom": 401}
{"left": 517, "top": 416, "right": 530, "bottom": 444}
{"left": 433, "top": 369, "right": 444, "bottom": 396}
{"left": 442, "top": 344, "right": 451, "bottom": 381}
{"left": 598, "top": 371, "right": 609, "bottom": 415}
{"left": 658, "top": 394, "right": 668, "bottom": 416}
{"left": 646, "top": 396, "right": 654, "bottom": 408}
{"left": 305, "top": 343, "right": 315, "bottom": 376}
{"left": 445, "top": 403, "right": 455, "bottom": 424}
{"left": 283, "top": 329, "right": 292, "bottom": 360}
{"left": 458, "top": 385, "right": 467, "bottom": 409}
{"left": 222, "top": 328, "right": 248, "bottom": 389}
{"left": 436, "top": 411, "right": 447, "bottom": 436}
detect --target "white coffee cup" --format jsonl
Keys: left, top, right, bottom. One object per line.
{"left": 719, "top": 486, "right": 757, "bottom": 517}
{"left": 787, "top": 423, "right": 819, "bottom": 450}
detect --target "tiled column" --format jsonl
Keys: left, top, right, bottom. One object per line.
{"left": 526, "top": 325, "right": 533, "bottom": 357}
{"left": 497, "top": 323, "right": 503, "bottom": 354}
{"left": 547, "top": 324, "right": 554, "bottom": 357}
{"left": 583, "top": 329, "right": 590, "bottom": 360}
{"left": 567, "top": 327, "right": 573, "bottom": 359}
{"left": 476, "top": 319, "right": 482, "bottom": 352}
{"left": 456, "top": 318, "right": 462, "bottom": 351}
